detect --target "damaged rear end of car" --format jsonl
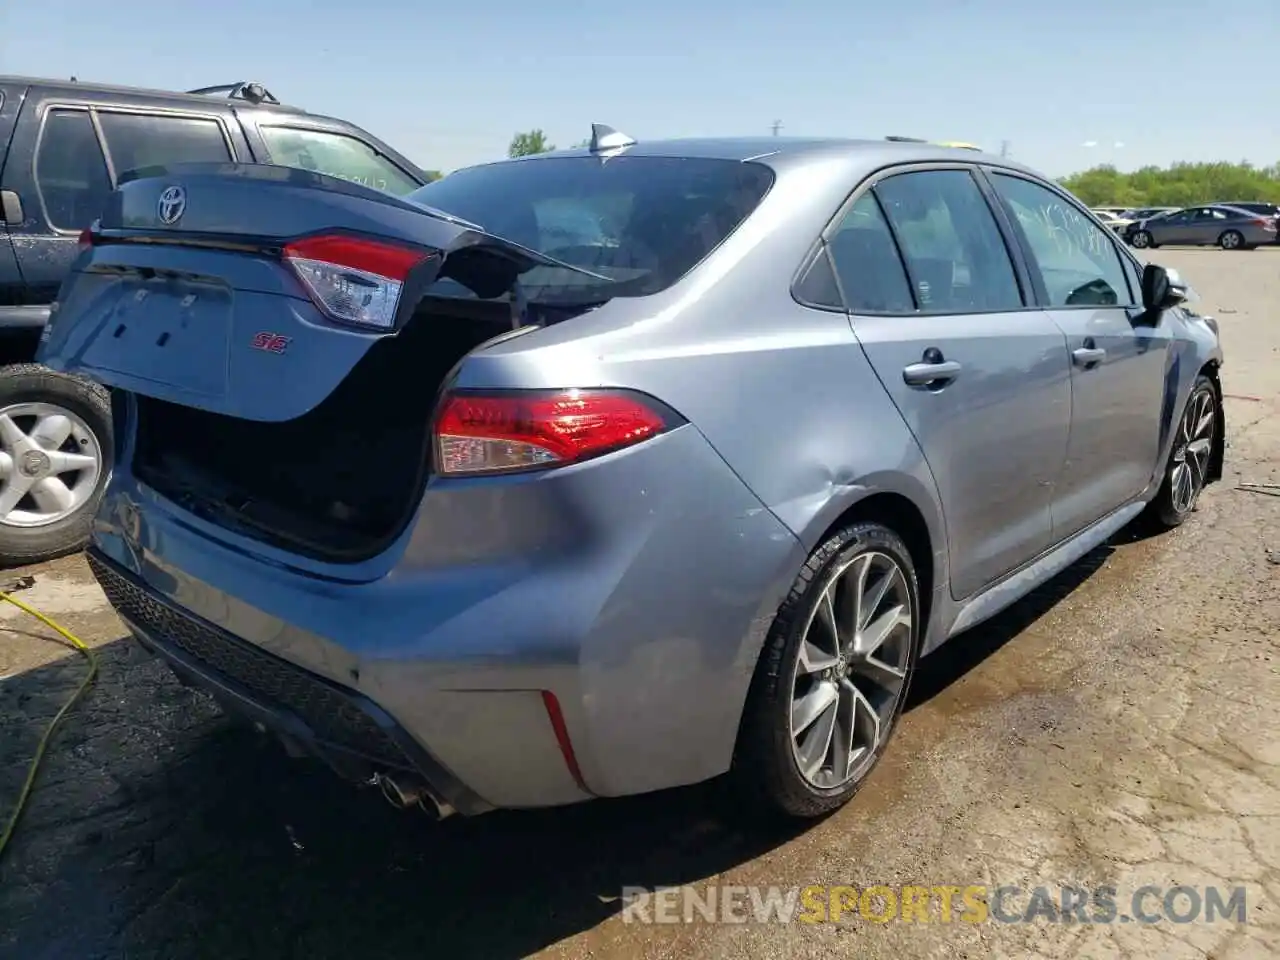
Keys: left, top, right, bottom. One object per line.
{"left": 40, "top": 155, "right": 797, "bottom": 818}
{"left": 43, "top": 162, "right": 611, "bottom": 567}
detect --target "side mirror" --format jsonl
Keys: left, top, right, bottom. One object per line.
{"left": 1141, "top": 263, "right": 1187, "bottom": 311}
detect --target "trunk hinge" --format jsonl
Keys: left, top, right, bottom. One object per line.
{"left": 510, "top": 279, "right": 528, "bottom": 330}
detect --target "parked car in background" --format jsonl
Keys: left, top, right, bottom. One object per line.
{"left": 1205, "top": 201, "right": 1280, "bottom": 242}
{"left": 1120, "top": 206, "right": 1177, "bottom": 222}
{"left": 1093, "top": 206, "right": 1130, "bottom": 217}
{"left": 40, "top": 131, "right": 1224, "bottom": 823}
{"left": 1092, "top": 210, "right": 1131, "bottom": 234}
{"left": 1127, "top": 204, "right": 1277, "bottom": 250}
{"left": 0, "top": 75, "right": 426, "bottom": 563}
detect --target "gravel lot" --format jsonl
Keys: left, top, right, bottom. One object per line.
{"left": 1, "top": 247, "right": 1278, "bottom": 960}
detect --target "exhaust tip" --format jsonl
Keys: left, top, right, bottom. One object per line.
{"left": 375, "top": 773, "right": 454, "bottom": 819}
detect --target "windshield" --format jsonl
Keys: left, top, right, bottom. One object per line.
{"left": 406, "top": 156, "right": 774, "bottom": 300}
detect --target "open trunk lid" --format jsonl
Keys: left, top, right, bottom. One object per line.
{"left": 37, "top": 162, "right": 581, "bottom": 422}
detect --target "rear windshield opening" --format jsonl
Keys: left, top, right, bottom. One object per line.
{"left": 406, "top": 156, "right": 774, "bottom": 302}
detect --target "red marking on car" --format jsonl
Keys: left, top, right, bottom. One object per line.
{"left": 251, "top": 332, "right": 291, "bottom": 354}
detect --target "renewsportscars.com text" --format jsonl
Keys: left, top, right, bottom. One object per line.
{"left": 619, "top": 883, "right": 1248, "bottom": 925}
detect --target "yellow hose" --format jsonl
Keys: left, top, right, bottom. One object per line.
{"left": 0, "top": 588, "right": 98, "bottom": 861}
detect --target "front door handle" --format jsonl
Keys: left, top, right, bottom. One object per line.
{"left": 1072, "top": 346, "right": 1106, "bottom": 367}
{"left": 903, "top": 359, "right": 962, "bottom": 387}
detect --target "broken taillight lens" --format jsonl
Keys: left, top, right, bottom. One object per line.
{"left": 434, "top": 389, "right": 679, "bottom": 476}
{"left": 283, "top": 234, "right": 434, "bottom": 330}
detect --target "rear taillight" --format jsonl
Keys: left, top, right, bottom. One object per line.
{"left": 77, "top": 227, "right": 94, "bottom": 251}
{"left": 434, "top": 389, "right": 679, "bottom": 476}
{"left": 1255, "top": 217, "right": 1277, "bottom": 231}
{"left": 283, "top": 234, "right": 435, "bottom": 330}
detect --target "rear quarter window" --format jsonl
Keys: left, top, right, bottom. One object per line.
{"left": 258, "top": 126, "right": 420, "bottom": 196}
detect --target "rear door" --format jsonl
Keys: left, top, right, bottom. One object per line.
{"left": 985, "top": 169, "right": 1170, "bottom": 540}
{"left": 826, "top": 166, "right": 1071, "bottom": 600}
{"left": 1, "top": 89, "right": 239, "bottom": 307}
{"left": 0, "top": 83, "right": 26, "bottom": 319}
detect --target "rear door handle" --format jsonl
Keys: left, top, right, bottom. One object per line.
{"left": 903, "top": 360, "right": 962, "bottom": 386}
{"left": 0, "top": 190, "right": 22, "bottom": 224}
{"left": 1072, "top": 346, "right": 1106, "bottom": 367}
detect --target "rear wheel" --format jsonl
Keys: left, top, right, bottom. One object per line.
{"left": 0, "top": 365, "right": 112, "bottom": 566}
{"left": 1131, "top": 230, "right": 1154, "bottom": 249}
{"left": 1144, "top": 374, "right": 1217, "bottom": 529}
{"left": 1218, "top": 230, "right": 1244, "bottom": 250}
{"left": 734, "top": 521, "right": 921, "bottom": 819}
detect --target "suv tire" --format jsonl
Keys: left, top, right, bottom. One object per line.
{"left": 0, "top": 365, "right": 112, "bottom": 566}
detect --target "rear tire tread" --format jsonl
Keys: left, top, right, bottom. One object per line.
{"left": 732, "top": 520, "right": 921, "bottom": 821}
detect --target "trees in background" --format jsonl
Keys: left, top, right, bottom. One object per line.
{"left": 1061, "top": 162, "right": 1280, "bottom": 207}
{"left": 508, "top": 129, "right": 555, "bottom": 157}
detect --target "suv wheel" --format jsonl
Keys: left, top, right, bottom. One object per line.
{"left": 734, "top": 521, "right": 921, "bottom": 819}
{"left": 0, "top": 365, "right": 112, "bottom": 565}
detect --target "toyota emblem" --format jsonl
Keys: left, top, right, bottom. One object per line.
{"left": 157, "top": 185, "right": 187, "bottom": 225}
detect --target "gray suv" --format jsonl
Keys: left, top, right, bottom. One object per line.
{"left": 41, "top": 135, "right": 1224, "bottom": 822}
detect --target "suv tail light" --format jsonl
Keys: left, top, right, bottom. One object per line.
{"left": 283, "top": 234, "right": 436, "bottom": 330}
{"left": 434, "top": 389, "right": 681, "bottom": 476}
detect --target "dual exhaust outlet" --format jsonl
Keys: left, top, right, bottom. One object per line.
{"left": 374, "top": 772, "right": 456, "bottom": 820}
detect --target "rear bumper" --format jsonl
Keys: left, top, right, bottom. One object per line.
{"left": 87, "top": 423, "right": 803, "bottom": 810}
{"left": 88, "top": 550, "right": 490, "bottom": 816}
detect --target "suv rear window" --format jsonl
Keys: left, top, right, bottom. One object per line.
{"left": 258, "top": 126, "right": 420, "bottom": 197}
{"left": 406, "top": 156, "right": 775, "bottom": 300}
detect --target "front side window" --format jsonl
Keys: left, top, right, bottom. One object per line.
{"left": 97, "top": 112, "right": 231, "bottom": 181}
{"left": 258, "top": 126, "right": 420, "bottom": 196}
{"left": 873, "top": 169, "right": 1023, "bottom": 313}
{"left": 35, "top": 109, "right": 111, "bottom": 231}
{"left": 991, "top": 173, "right": 1132, "bottom": 307}
{"left": 407, "top": 156, "right": 774, "bottom": 301}
{"left": 826, "top": 193, "right": 914, "bottom": 313}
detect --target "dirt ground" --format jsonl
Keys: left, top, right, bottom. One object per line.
{"left": 1, "top": 248, "right": 1278, "bottom": 960}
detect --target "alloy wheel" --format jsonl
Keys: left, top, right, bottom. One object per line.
{"left": 789, "top": 550, "right": 913, "bottom": 790}
{"left": 1169, "top": 387, "right": 1214, "bottom": 515}
{"left": 1220, "top": 231, "right": 1241, "bottom": 250}
{"left": 0, "top": 402, "right": 103, "bottom": 528}
{"left": 1132, "top": 231, "right": 1151, "bottom": 248}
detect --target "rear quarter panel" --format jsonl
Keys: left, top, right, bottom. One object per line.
{"left": 457, "top": 156, "right": 950, "bottom": 643}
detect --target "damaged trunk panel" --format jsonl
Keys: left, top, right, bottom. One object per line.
{"left": 37, "top": 162, "right": 588, "bottom": 562}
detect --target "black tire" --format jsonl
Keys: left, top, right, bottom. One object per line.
{"left": 1143, "top": 374, "right": 1218, "bottom": 529}
{"left": 733, "top": 521, "right": 922, "bottom": 819}
{"left": 1131, "top": 230, "right": 1154, "bottom": 249}
{"left": 0, "top": 364, "right": 113, "bottom": 566}
{"left": 1218, "top": 230, "right": 1245, "bottom": 251}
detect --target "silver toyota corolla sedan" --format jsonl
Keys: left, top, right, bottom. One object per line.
{"left": 39, "top": 131, "right": 1225, "bottom": 823}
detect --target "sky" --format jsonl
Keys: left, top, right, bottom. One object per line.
{"left": 3, "top": 0, "right": 1278, "bottom": 178}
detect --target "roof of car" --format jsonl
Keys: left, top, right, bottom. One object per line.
{"left": 0, "top": 74, "right": 308, "bottom": 114}
{"left": 499, "top": 135, "right": 1044, "bottom": 176}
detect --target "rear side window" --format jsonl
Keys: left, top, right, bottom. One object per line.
{"left": 874, "top": 170, "right": 1023, "bottom": 313}
{"left": 36, "top": 109, "right": 112, "bottom": 231}
{"left": 826, "top": 193, "right": 914, "bottom": 313}
{"left": 990, "top": 173, "right": 1132, "bottom": 307}
{"left": 258, "top": 126, "right": 420, "bottom": 196}
{"left": 407, "top": 156, "right": 775, "bottom": 301}
{"left": 97, "top": 112, "right": 231, "bottom": 181}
